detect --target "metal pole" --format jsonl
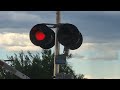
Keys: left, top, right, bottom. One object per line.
{"left": 53, "top": 11, "right": 61, "bottom": 78}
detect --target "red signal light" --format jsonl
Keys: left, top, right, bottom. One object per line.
{"left": 30, "top": 24, "right": 55, "bottom": 49}
{"left": 35, "top": 31, "right": 46, "bottom": 41}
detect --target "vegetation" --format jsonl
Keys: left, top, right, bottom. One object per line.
{"left": 0, "top": 49, "right": 84, "bottom": 79}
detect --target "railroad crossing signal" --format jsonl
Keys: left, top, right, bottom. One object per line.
{"left": 29, "top": 23, "right": 83, "bottom": 50}
{"left": 30, "top": 24, "right": 55, "bottom": 49}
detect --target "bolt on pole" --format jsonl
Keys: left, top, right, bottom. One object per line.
{"left": 53, "top": 11, "right": 61, "bottom": 78}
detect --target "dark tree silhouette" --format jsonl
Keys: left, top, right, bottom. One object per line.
{"left": 0, "top": 49, "right": 84, "bottom": 79}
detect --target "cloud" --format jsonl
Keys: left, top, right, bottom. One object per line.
{"left": 0, "top": 32, "right": 42, "bottom": 51}
{"left": 0, "top": 11, "right": 56, "bottom": 30}
{"left": 0, "top": 11, "right": 42, "bottom": 22}
{"left": 0, "top": 27, "right": 29, "bottom": 33}
{"left": 84, "top": 74, "right": 120, "bottom": 79}
{"left": 102, "top": 11, "right": 120, "bottom": 15}
{"left": 6, "top": 46, "right": 40, "bottom": 51}
{"left": 62, "top": 11, "right": 120, "bottom": 44}
{"left": 84, "top": 74, "right": 93, "bottom": 79}
{"left": 0, "top": 11, "right": 120, "bottom": 58}
{"left": 102, "top": 76, "right": 120, "bottom": 79}
{"left": 62, "top": 11, "right": 120, "bottom": 15}
{"left": 83, "top": 73, "right": 120, "bottom": 79}
{"left": 70, "top": 43, "right": 119, "bottom": 60}
{"left": 1, "top": 11, "right": 120, "bottom": 43}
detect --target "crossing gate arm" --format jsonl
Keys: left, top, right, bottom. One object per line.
{"left": 0, "top": 60, "right": 30, "bottom": 79}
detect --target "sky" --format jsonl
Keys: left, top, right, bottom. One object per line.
{"left": 0, "top": 11, "right": 120, "bottom": 79}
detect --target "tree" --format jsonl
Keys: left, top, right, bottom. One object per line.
{"left": 0, "top": 49, "right": 84, "bottom": 79}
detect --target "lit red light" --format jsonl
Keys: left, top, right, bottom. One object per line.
{"left": 35, "top": 31, "right": 46, "bottom": 41}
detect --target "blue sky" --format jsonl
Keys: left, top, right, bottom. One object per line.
{"left": 0, "top": 11, "right": 120, "bottom": 79}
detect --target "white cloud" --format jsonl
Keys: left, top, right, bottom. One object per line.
{"left": 0, "top": 27, "right": 29, "bottom": 33}
{"left": 102, "top": 76, "right": 120, "bottom": 79}
{"left": 6, "top": 46, "right": 41, "bottom": 51}
{"left": 84, "top": 75, "right": 120, "bottom": 79}
{"left": 70, "top": 43, "right": 119, "bottom": 60}
{"left": 84, "top": 74, "right": 93, "bottom": 79}
{"left": 84, "top": 74, "right": 120, "bottom": 79}
{"left": 0, "top": 32, "right": 42, "bottom": 51}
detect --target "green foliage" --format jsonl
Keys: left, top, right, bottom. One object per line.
{"left": 0, "top": 49, "right": 84, "bottom": 79}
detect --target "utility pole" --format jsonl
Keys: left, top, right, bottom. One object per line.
{"left": 53, "top": 11, "right": 61, "bottom": 78}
